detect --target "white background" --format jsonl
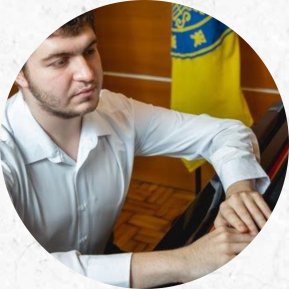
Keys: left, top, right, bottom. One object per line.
{"left": 0, "top": 0, "right": 288, "bottom": 288}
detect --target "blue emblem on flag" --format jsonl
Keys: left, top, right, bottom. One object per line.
{"left": 172, "top": 5, "right": 232, "bottom": 59}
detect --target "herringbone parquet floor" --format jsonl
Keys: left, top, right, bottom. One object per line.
{"left": 113, "top": 179, "right": 196, "bottom": 252}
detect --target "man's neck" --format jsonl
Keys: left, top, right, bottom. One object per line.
{"left": 23, "top": 92, "right": 82, "bottom": 162}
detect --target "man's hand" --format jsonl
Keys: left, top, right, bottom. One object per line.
{"left": 131, "top": 226, "right": 254, "bottom": 287}
{"left": 214, "top": 180, "right": 272, "bottom": 235}
{"left": 177, "top": 226, "right": 255, "bottom": 283}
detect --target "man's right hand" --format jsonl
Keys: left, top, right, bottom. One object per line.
{"left": 176, "top": 226, "right": 255, "bottom": 283}
{"left": 131, "top": 226, "right": 255, "bottom": 288}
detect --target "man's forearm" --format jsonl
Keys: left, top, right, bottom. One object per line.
{"left": 131, "top": 249, "right": 185, "bottom": 288}
{"left": 130, "top": 226, "right": 255, "bottom": 288}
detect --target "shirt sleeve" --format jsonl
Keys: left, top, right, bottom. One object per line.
{"left": 51, "top": 251, "right": 133, "bottom": 287}
{"left": 1, "top": 128, "right": 18, "bottom": 204}
{"left": 132, "top": 99, "right": 270, "bottom": 193}
{"left": 1, "top": 159, "right": 16, "bottom": 203}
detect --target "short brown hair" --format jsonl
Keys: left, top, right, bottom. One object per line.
{"left": 50, "top": 11, "right": 96, "bottom": 37}
{"left": 20, "top": 11, "right": 96, "bottom": 74}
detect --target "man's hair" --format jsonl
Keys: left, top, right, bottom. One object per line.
{"left": 20, "top": 11, "right": 96, "bottom": 76}
{"left": 51, "top": 11, "right": 96, "bottom": 37}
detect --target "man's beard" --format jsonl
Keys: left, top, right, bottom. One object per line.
{"left": 27, "top": 77, "right": 98, "bottom": 119}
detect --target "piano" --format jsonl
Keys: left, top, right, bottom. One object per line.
{"left": 154, "top": 102, "right": 288, "bottom": 251}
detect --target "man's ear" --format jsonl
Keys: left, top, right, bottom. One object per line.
{"left": 16, "top": 70, "right": 29, "bottom": 88}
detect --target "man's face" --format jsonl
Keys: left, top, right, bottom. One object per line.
{"left": 22, "top": 25, "right": 103, "bottom": 119}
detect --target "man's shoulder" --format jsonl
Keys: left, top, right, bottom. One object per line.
{"left": 0, "top": 125, "right": 23, "bottom": 181}
{"left": 98, "top": 89, "right": 132, "bottom": 113}
{"left": 4, "top": 91, "right": 21, "bottom": 110}
{"left": 2, "top": 91, "right": 22, "bottom": 133}
{"left": 0, "top": 125, "right": 18, "bottom": 153}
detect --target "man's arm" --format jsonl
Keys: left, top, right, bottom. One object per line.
{"left": 131, "top": 226, "right": 255, "bottom": 288}
{"left": 132, "top": 98, "right": 269, "bottom": 191}
{"left": 51, "top": 251, "right": 132, "bottom": 287}
{"left": 2, "top": 157, "right": 254, "bottom": 288}
{"left": 132, "top": 99, "right": 271, "bottom": 235}
{"left": 0, "top": 147, "right": 256, "bottom": 287}
{"left": 1, "top": 122, "right": 256, "bottom": 288}
{"left": 51, "top": 225, "right": 254, "bottom": 288}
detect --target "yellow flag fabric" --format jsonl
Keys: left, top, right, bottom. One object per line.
{"left": 171, "top": 5, "right": 253, "bottom": 172}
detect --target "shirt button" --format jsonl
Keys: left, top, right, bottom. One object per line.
{"left": 78, "top": 203, "right": 87, "bottom": 211}
{"left": 79, "top": 235, "right": 88, "bottom": 243}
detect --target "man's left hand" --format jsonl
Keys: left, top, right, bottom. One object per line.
{"left": 214, "top": 180, "right": 272, "bottom": 235}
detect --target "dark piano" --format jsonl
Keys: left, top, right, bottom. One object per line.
{"left": 154, "top": 102, "right": 288, "bottom": 252}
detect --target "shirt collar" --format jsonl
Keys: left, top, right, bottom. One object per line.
{"left": 2, "top": 90, "right": 112, "bottom": 165}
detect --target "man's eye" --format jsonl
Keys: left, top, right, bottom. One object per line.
{"left": 85, "top": 48, "right": 96, "bottom": 56}
{"left": 52, "top": 58, "right": 68, "bottom": 68}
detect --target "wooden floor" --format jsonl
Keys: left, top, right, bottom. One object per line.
{"left": 113, "top": 179, "right": 196, "bottom": 252}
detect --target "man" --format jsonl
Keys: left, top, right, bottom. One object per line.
{"left": 0, "top": 11, "right": 271, "bottom": 288}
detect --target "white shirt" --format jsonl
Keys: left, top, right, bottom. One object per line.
{"left": 0, "top": 89, "right": 269, "bottom": 287}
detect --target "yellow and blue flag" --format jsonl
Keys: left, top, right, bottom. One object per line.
{"left": 171, "top": 5, "right": 253, "bottom": 172}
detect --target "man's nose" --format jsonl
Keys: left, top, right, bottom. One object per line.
{"left": 73, "top": 56, "right": 94, "bottom": 82}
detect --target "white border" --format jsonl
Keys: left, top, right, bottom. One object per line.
{"left": 0, "top": 0, "right": 288, "bottom": 288}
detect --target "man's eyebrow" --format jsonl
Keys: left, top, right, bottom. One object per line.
{"left": 42, "top": 39, "right": 97, "bottom": 62}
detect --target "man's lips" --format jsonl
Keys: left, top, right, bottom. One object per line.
{"left": 74, "top": 86, "right": 96, "bottom": 97}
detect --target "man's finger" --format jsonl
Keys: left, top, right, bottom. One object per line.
{"left": 214, "top": 213, "right": 227, "bottom": 228}
{"left": 243, "top": 197, "right": 267, "bottom": 230}
{"left": 231, "top": 202, "right": 259, "bottom": 235}
{"left": 228, "top": 231, "right": 256, "bottom": 243}
{"left": 220, "top": 205, "right": 249, "bottom": 233}
{"left": 226, "top": 242, "right": 252, "bottom": 254}
{"left": 252, "top": 193, "right": 272, "bottom": 219}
